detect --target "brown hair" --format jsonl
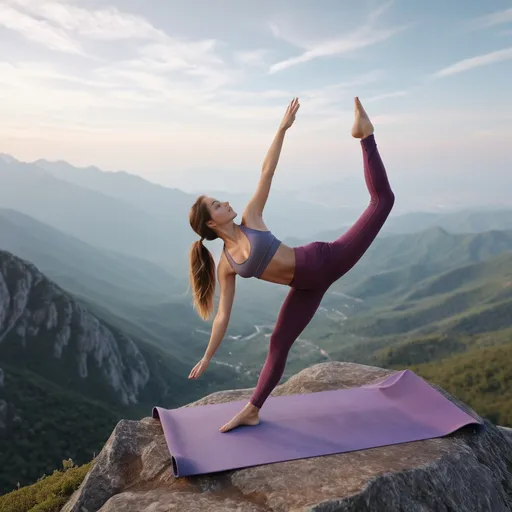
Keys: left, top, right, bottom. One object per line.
{"left": 189, "top": 195, "right": 218, "bottom": 320}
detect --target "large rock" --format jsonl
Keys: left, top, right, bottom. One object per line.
{"left": 499, "top": 426, "right": 512, "bottom": 449}
{"left": 62, "top": 362, "right": 512, "bottom": 512}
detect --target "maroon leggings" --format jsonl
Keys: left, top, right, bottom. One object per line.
{"left": 250, "top": 134, "right": 395, "bottom": 408}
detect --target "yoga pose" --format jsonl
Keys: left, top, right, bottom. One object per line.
{"left": 188, "top": 97, "right": 395, "bottom": 433}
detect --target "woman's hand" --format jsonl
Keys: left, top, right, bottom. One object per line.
{"left": 279, "top": 97, "right": 300, "bottom": 131}
{"left": 188, "top": 357, "right": 210, "bottom": 380}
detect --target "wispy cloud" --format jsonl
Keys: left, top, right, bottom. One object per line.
{"left": 0, "top": 0, "right": 410, "bottom": 133}
{"left": 0, "top": 61, "right": 114, "bottom": 89}
{"left": 268, "top": 2, "right": 408, "bottom": 74}
{"left": 4, "top": 0, "right": 166, "bottom": 42}
{"left": 0, "top": 0, "right": 230, "bottom": 91}
{"left": 365, "top": 90, "right": 409, "bottom": 103}
{"left": 0, "top": 3, "right": 83, "bottom": 55}
{"left": 475, "top": 8, "right": 512, "bottom": 28}
{"left": 298, "top": 70, "right": 384, "bottom": 110}
{"left": 434, "top": 47, "right": 512, "bottom": 77}
{"left": 234, "top": 49, "right": 270, "bottom": 68}
{"left": 0, "top": 0, "right": 242, "bottom": 111}
{"left": 0, "top": 61, "right": 158, "bottom": 114}
{"left": 197, "top": 70, "right": 385, "bottom": 126}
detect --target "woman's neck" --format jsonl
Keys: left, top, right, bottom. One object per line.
{"left": 217, "top": 222, "right": 240, "bottom": 246}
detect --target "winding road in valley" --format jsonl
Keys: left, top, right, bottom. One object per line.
{"left": 195, "top": 291, "right": 362, "bottom": 374}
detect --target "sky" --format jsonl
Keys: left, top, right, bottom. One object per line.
{"left": 0, "top": 0, "right": 511, "bottom": 205}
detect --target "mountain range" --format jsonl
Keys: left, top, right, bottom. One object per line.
{"left": 6, "top": 153, "right": 512, "bottom": 268}
{"left": 30, "top": 156, "right": 362, "bottom": 241}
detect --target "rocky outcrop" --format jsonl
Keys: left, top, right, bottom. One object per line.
{"left": 0, "top": 399, "right": 7, "bottom": 430}
{"left": 499, "top": 426, "right": 512, "bottom": 448}
{"left": 0, "top": 366, "right": 8, "bottom": 429}
{"left": 63, "top": 362, "right": 512, "bottom": 512}
{"left": 0, "top": 250, "right": 150, "bottom": 405}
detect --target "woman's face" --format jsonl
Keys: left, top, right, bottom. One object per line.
{"left": 204, "top": 196, "right": 237, "bottom": 228}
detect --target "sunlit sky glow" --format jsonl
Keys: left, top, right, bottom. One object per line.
{"left": 0, "top": 0, "right": 510, "bottom": 203}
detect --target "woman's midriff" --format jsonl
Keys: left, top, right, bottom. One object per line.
{"left": 258, "top": 243, "right": 296, "bottom": 285}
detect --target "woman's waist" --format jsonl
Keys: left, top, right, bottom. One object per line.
{"left": 257, "top": 243, "right": 296, "bottom": 284}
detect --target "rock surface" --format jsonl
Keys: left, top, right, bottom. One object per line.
{"left": 499, "top": 426, "right": 512, "bottom": 448}
{"left": 63, "top": 362, "right": 512, "bottom": 512}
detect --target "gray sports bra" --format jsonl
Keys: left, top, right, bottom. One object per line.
{"left": 223, "top": 225, "right": 281, "bottom": 278}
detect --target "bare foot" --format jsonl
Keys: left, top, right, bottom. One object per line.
{"left": 351, "top": 96, "right": 374, "bottom": 139}
{"left": 219, "top": 403, "right": 260, "bottom": 433}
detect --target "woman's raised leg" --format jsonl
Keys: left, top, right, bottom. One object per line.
{"left": 324, "top": 98, "right": 395, "bottom": 284}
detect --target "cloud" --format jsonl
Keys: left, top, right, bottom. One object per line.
{"left": 0, "top": 3, "right": 83, "bottom": 54}
{"left": 475, "top": 8, "right": 512, "bottom": 28}
{"left": 4, "top": 0, "right": 165, "bottom": 41}
{"left": 0, "top": 0, "right": 240, "bottom": 106}
{"left": 0, "top": 61, "right": 113, "bottom": 89}
{"left": 123, "top": 39, "right": 236, "bottom": 91}
{"left": 298, "top": 70, "right": 384, "bottom": 108}
{"left": 365, "top": 90, "right": 409, "bottom": 103}
{"left": 0, "top": 0, "right": 230, "bottom": 91}
{"left": 234, "top": 49, "right": 270, "bottom": 68}
{"left": 434, "top": 47, "right": 512, "bottom": 77}
{"left": 268, "top": 2, "right": 408, "bottom": 73}
{"left": 0, "top": 1, "right": 416, "bottom": 143}
{"left": 197, "top": 70, "right": 385, "bottom": 126}
{"left": 0, "top": 62, "right": 135, "bottom": 114}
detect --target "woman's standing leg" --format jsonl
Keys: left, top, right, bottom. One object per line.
{"left": 219, "top": 284, "right": 327, "bottom": 432}
{"left": 249, "top": 285, "right": 328, "bottom": 408}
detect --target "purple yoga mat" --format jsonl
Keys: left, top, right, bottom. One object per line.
{"left": 152, "top": 369, "right": 484, "bottom": 477}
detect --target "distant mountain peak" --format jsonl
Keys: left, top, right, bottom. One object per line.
{"left": 0, "top": 154, "right": 17, "bottom": 165}
{"left": 423, "top": 225, "right": 450, "bottom": 236}
{"left": 34, "top": 158, "right": 88, "bottom": 172}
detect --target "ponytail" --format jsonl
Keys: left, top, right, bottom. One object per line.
{"left": 189, "top": 238, "right": 216, "bottom": 321}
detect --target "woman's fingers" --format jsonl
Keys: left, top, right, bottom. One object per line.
{"left": 286, "top": 98, "right": 300, "bottom": 116}
{"left": 192, "top": 360, "right": 206, "bottom": 379}
{"left": 189, "top": 361, "right": 200, "bottom": 379}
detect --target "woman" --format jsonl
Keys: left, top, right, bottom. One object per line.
{"left": 188, "top": 97, "right": 395, "bottom": 433}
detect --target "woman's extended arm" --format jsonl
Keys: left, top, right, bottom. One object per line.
{"left": 188, "top": 261, "right": 236, "bottom": 379}
{"left": 203, "top": 268, "right": 235, "bottom": 361}
{"left": 243, "top": 97, "right": 300, "bottom": 219}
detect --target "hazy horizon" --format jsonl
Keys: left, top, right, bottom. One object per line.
{"left": 0, "top": 0, "right": 511, "bottom": 207}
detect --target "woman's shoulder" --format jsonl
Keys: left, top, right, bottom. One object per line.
{"left": 240, "top": 214, "right": 269, "bottom": 232}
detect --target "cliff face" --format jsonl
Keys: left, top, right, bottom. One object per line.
{"left": 0, "top": 366, "right": 6, "bottom": 429}
{"left": 0, "top": 250, "right": 150, "bottom": 406}
{"left": 63, "top": 362, "right": 512, "bottom": 512}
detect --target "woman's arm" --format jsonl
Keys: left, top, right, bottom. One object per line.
{"left": 203, "top": 266, "right": 236, "bottom": 361}
{"left": 243, "top": 97, "right": 300, "bottom": 220}
{"left": 188, "top": 261, "right": 236, "bottom": 379}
